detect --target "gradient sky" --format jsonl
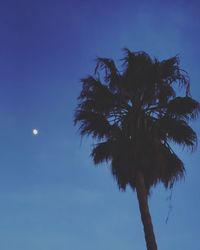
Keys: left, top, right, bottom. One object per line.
{"left": 0, "top": 0, "right": 199, "bottom": 249}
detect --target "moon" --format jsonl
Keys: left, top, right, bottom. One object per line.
{"left": 32, "top": 129, "right": 39, "bottom": 135}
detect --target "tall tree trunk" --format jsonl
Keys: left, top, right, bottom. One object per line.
{"left": 135, "top": 172, "right": 158, "bottom": 250}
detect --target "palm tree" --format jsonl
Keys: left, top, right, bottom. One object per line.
{"left": 74, "top": 49, "right": 199, "bottom": 250}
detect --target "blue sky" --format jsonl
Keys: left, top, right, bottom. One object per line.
{"left": 0, "top": 0, "right": 199, "bottom": 249}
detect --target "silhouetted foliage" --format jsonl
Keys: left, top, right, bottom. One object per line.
{"left": 74, "top": 49, "right": 199, "bottom": 250}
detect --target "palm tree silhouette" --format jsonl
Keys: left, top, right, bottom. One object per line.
{"left": 74, "top": 49, "right": 199, "bottom": 250}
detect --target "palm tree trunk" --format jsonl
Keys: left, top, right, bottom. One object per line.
{"left": 135, "top": 172, "right": 158, "bottom": 250}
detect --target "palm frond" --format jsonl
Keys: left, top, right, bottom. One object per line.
{"left": 91, "top": 140, "right": 113, "bottom": 164}
{"left": 122, "top": 48, "right": 153, "bottom": 66}
{"left": 158, "top": 56, "right": 190, "bottom": 95}
{"left": 159, "top": 117, "right": 197, "bottom": 150}
{"left": 78, "top": 76, "right": 117, "bottom": 114}
{"left": 167, "top": 97, "right": 200, "bottom": 120}
{"left": 156, "top": 143, "right": 185, "bottom": 188}
{"left": 95, "top": 57, "right": 120, "bottom": 91}
{"left": 74, "top": 110, "right": 111, "bottom": 140}
{"left": 111, "top": 138, "right": 135, "bottom": 191}
{"left": 121, "top": 49, "right": 162, "bottom": 108}
{"left": 156, "top": 83, "right": 176, "bottom": 106}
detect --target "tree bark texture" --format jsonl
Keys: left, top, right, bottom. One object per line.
{"left": 135, "top": 172, "right": 158, "bottom": 250}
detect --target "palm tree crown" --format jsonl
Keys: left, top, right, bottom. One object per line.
{"left": 74, "top": 49, "right": 199, "bottom": 250}
{"left": 74, "top": 49, "right": 199, "bottom": 193}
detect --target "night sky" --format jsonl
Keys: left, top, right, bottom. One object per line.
{"left": 0, "top": 0, "right": 199, "bottom": 249}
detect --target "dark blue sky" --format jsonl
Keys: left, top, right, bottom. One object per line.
{"left": 0, "top": 0, "right": 199, "bottom": 249}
